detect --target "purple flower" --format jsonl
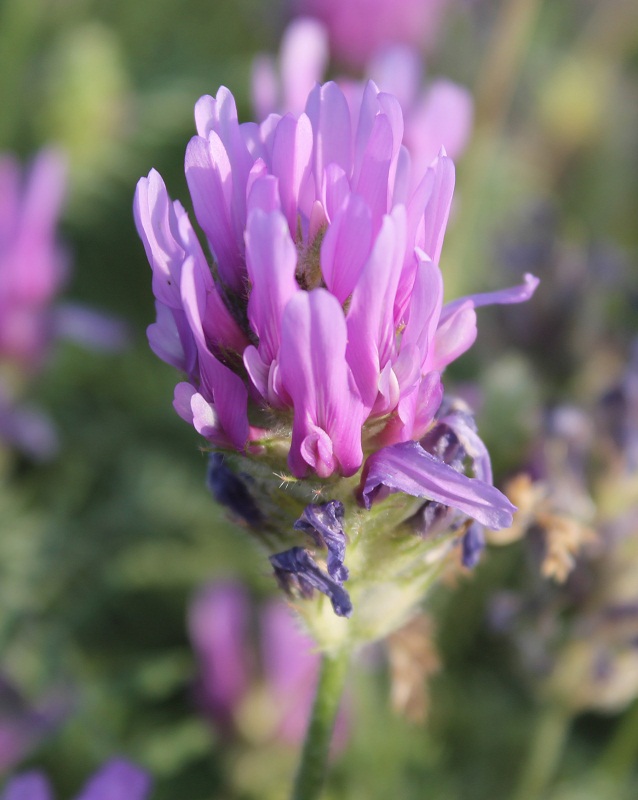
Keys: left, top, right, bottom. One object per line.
{"left": 291, "top": 0, "right": 451, "bottom": 69}
{"left": 0, "top": 150, "right": 68, "bottom": 373}
{"left": 135, "top": 81, "right": 535, "bottom": 484}
{"left": 0, "top": 150, "right": 128, "bottom": 460}
{"left": 136, "top": 79, "right": 537, "bottom": 623}
{"left": 188, "top": 581, "right": 348, "bottom": 744}
{"left": 1, "top": 759, "right": 151, "bottom": 800}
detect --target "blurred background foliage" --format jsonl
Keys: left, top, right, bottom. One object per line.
{"left": 0, "top": 0, "right": 637, "bottom": 797}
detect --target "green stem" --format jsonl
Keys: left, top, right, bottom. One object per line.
{"left": 512, "top": 704, "right": 571, "bottom": 800}
{"left": 291, "top": 649, "right": 350, "bottom": 800}
{"left": 597, "top": 698, "right": 638, "bottom": 784}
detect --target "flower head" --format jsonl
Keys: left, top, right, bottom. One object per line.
{"left": 135, "top": 81, "right": 536, "bottom": 633}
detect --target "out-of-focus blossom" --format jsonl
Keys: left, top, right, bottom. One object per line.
{"left": 0, "top": 150, "right": 128, "bottom": 460}
{"left": 135, "top": 78, "right": 535, "bottom": 639}
{"left": 292, "top": 0, "right": 450, "bottom": 69}
{"left": 490, "top": 352, "right": 638, "bottom": 713}
{"left": 1, "top": 758, "right": 151, "bottom": 800}
{"left": 0, "top": 675, "right": 69, "bottom": 776}
{"left": 188, "top": 582, "right": 348, "bottom": 746}
{"left": 252, "top": 20, "right": 473, "bottom": 183}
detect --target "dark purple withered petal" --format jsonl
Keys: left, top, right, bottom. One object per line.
{"left": 293, "top": 500, "right": 349, "bottom": 583}
{"left": 206, "top": 453, "right": 263, "bottom": 526}
{"left": 269, "top": 547, "right": 353, "bottom": 618}
{"left": 461, "top": 522, "right": 485, "bottom": 568}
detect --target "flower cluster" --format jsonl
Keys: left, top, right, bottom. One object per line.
{"left": 135, "top": 80, "right": 536, "bottom": 626}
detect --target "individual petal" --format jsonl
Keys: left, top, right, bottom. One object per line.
{"left": 180, "top": 257, "right": 249, "bottom": 449}
{"left": 346, "top": 207, "right": 405, "bottom": 407}
{"left": 294, "top": 500, "right": 349, "bottom": 583}
{"left": 359, "top": 440, "right": 516, "bottom": 529}
{"left": 147, "top": 304, "right": 196, "bottom": 375}
{"left": 74, "top": 759, "right": 152, "bottom": 800}
{"left": 271, "top": 113, "right": 313, "bottom": 236}
{"left": 269, "top": 547, "right": 353, "bottom": 617}
{"left": 440, "top": 273, "right": 540, "bottom": 324}
{"left": 188, "top": 582, "right": 251, "bottom": 726}
{"left": 0, "top": 771, "right": 53, "bottom": 800}
{"left": 414, "top": 150, "right": 455, "bottom": 265}
{"left": 320, "top": 193, "right": 372, "bottom": 303}
{"left": 206, "top": 453, "right": 263, "bottom": 526}
{"left": 134, "top": 170, "right": 187, "bottom": 308}
{"left": 353, "top": 113, "right": 394, "bottom": 230}
{"left": 246, "top": 170, "right": 280, "bottom": 215}
{"left": 400, "top": 256, "right": 444, "bottom": 377}
{"left": 245, "top": 207, "right": 299, "bottom": 367}
{"left": 305, "top": 82, "right": 352, "bottom": 190}
{"left": 184, "top": 134, "right": 243, "bottom": 290}
{"left": 431, "top": 301, "right": 477, "bottom": 372}
{"left": 279, "top": 289, "right": 365, "bottom": 478}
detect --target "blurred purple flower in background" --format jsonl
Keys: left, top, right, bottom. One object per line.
{"left": 291, "top": 0, "right": 450, "bottom": 69}
{"left": 252, "top": 20, "right": 473, "bottom": 182}
{"left": 1, "top": 758, "right": 151, "bottom": 800}
{"left": 0, "top": 150, "right": 128, "bottom": 461}
{"left": 189, "top": 582, "right": 348, "bottom": 745}
{"left": 0, "top": 676, "right": 69, "bottom": 777}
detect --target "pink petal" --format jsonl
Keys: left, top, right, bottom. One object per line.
{"left": 360, "top": 440, "right": 516, "bottom": 529}
{"left": 279, "top": 289, "right": 365, "bottom": 478}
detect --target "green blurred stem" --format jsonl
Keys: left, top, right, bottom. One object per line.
{"left": 512, "top": 705, "right": 571, "bottom": 800}
{"left": 597, "top": 699, "right": 638, "bottom": 784}
{"left": 291, "top": 649, "right": 349, "bottom": 800}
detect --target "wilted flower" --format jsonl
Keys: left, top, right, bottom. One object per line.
{"left": 1, "top": 758, "right": 151, "bottom": 800}
{"left": 0, "top": 150, "right": 127, "bottom": 460}
{"left": 135, "top": 79, "right": 536, "bottom": 645}
{"left": 188, "top": 581, "right": 348, "bottom": 745}
{"left": 252, "top": 19, "right": 473, "bottom": 182}
{"left": 291, "top": 0, "right": 451, "bottom": 69}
